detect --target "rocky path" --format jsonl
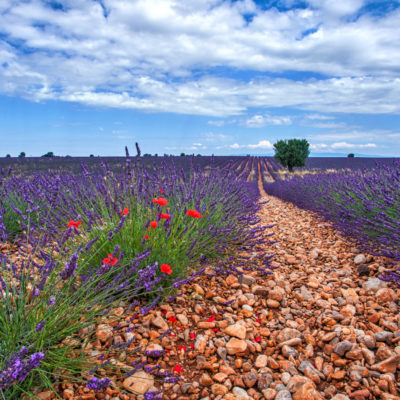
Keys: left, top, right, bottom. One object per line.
{"left": 51, "top": 174, "right": 400, "bottom": 400}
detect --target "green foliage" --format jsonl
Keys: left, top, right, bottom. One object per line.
{"left": 273, "top": 139, "right": 310, "bottom": 172}
{"left": 347, "top": 153, "right": 355, "bottom": 158}
{"left": 0, "top": 193, "right": 39, "bottom": 239}
{"left": 41, "top": 152, "right": 54, "bottom": 158}
{"left": 5, "top": 154, "right": 11, "bottom": 158}
{"left": 180, "top": 152, "right": 185, "bottom": 156}
{"left": 18, "top": 152, "right": 26, "bottom": 158}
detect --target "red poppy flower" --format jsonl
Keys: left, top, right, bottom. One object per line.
{"left": 160, "top": 188, "right": 163, "bottom": 194}
{"left": 212, "top": 328, "right": 220, "bottom": 332}
{"left": 254, "top": 336, "right": 261, "bottom": 343}
{"left": 179, "top": 326, "right": 184, "bottom": 330}
{"left": 67, "top": 220, "right": 82, "bottom": 228}
{"left": 206, "top": 315, "right": 215, "bottom": 322}
{"left": 256, "top": 318, "right": 261, "bottom": 324}
{"left": 189, "top": 333, "right": 196, "bottom": 339}
{"left": 165, "top": 349, "right": 170, "bottom": 354}
{"left": 160, "top": 264, "right": 173, "bottom": 275}
{"left": 189, "top": 343, "right": 195, "bottom": 349}
{"left": 178, "top": 346, "right": 186, "bottom": 352}
{"left": 160, "top": 213, "right": 170, "bottom": 220}
{"left": 186, "top": 209, "right": 203, "bottom": 218}
{"left": 161, "top": 310, "right": 167, "bottom": 315}
{"left": 103, "top": 254, "right": 118, "bottom": 266}
{"left": 173, "top": 365, "right": 183, "bottom": 374}
{"left": 152, "top": 197, "right": 168, "bottom": 206}
{"left": 149, "top": 221, "right": 158, "bottom": 229}
{"left": 120, "top": 208, "right": 129, "bottom": 215}
{"left": 168, "top": 316, "right": 177, "bottom": 324}
{"left": 143, "top": 234, "right": 150, "bottom": 240}
{"left": 170, "top": 333, "right": 176, "bottom": 337}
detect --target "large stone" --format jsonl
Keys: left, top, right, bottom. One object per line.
{"left": 354, "top": 254, "right": 366, "bottom": 264}
{"left": 362, "top": 278, "right": 387, "bottom": 293}
{"left": 151, "top": 315, "right": 168, "bottom": 330}
{"left": 371, "top": 355, "right": 400, "bottom": 374}
{"left": 255, "top": 354, "right": 268, "bottom": 368}
{"left": 241, "top": 274, "right": 256, "bottom": 286}
{"left": 176, "top": 313, "right": 189, "bottom": 325}
{"left": 226, "top": 338, "right": 247, "bottom": 354}
{"left": 211, "top": 383, "right": 228, "bottom": 396}
{"left": 195, "top": 335, "right": 208, "bottom": 353}
{"left": 232, "top": 386, "right": 250, "bottom": 400}
{"left": 333, "top": 341, "right": 353, "bottom": 357}
{"left": 123, "top": 370, "right": 154, "bottom": 395}
{"left": 276, "top": 389, "right": 293, "bottom": 400}
{"left": 95, "top": 324, "right": 113, "bottom": 342}
{"left": 225, "top": 323, "right": 246, "bottom": 340}
{"left": 376, "top": 288, "right": 396, "bottom": 303}
{"left": 199, "top": 373, "right": 213, "bottom": 386}
{"left": 293, "top": 382, "right": 323, "bottom": 400}
{"left": 277, "top": 328, "right": 302, "bottom": 344}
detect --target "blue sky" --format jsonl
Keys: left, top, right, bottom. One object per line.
{"left": 1, "top": 0, "right": 400, "bottom": 157}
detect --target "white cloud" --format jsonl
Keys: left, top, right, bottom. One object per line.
{"left": 310, "top": 141, "right": 377, "bottom": 152}
{"left": 304, "top": 113, "right": 335, "bottom": 120}
{"left": 0, "top": 0, "right": 400, "bottom": 117}
{"left": 247, "top": 140, "right": 274, "bottom": 149}
{"left": 331, "top": 141, "right": 377, "bottom": 149}
{"left": 229, "top": 140, "right": 273, "bottom": 149}
{"left": 245, "top": 114, "right": 292, "bottom": 128}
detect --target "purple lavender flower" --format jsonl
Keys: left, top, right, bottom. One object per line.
{"left": 86, "top": 377, "right": 111, "bottom": 391}
{"left": 34, "top": 320, "right": 45, "bottom": 332}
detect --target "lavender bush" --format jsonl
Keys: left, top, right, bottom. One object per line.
{"left": 0, "top": 154, "right": 269, "bottom": 398}
{"left": 263, "top": 162, "right": 400, "bottom": 266}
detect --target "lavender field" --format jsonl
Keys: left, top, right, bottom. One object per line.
{"left": 1, "top": 154, "right": 400, "bottom": 398}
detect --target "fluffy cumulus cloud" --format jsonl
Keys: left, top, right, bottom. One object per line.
{"left": 230, "top": 140, "right": 273, "bottom": 149}
{"left": 0, "top": 0, "right": 400, "bottom": 119}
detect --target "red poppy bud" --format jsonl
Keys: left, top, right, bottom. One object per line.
{"left": 206, "top": 315, "right": 215, "bottom": 322}
{"left": 149, "top": 221, "right": 158, "bottom": 229}
{"left": 160, "top": 264, "right": 173, "bottom": 275}
{"left": 173, "top": 365, "right": 183, "bottom": 374}
{"left": 186, "top": 209, "right": 203, "bottom": 218}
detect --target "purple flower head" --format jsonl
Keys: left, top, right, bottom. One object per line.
{"left": 86, "top": 377, "right": 111, "bottom": 391}
{"left": 34, "top": 320, "right": 45, "bottom": 332}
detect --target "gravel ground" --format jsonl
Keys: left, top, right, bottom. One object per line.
{"left": 40, "top": 179, "right": 400, "bottom": 400}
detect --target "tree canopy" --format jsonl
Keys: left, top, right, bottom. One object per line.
{"left": 273, "top": 139, "right": 310, "bottom": 172}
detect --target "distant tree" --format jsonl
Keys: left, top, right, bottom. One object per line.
{"left": 154, "top": 153, "right": 158, "bottom": 157}
{"left": 65, "top": 155, "right": 72, "bottom": 158}
{"left": 18, "top": 152, "right": 26, "bottom": 158}
{"left": 197, "top": 154, "right": 201, "bottom": 156}
{"left": 5, "top": 154, "right": 11, "bottom": 158}
{"left": 180, "top": 152, "right": 185, "bottom": 156}
{"left": 347, "top": 153, "right": 355, "bottom": 158}
{"left": 143, "top": 153, "right": 151, "bottom": 157}
{"left": 89, "top": 154, "right": 94, "bottom": 157}
{"left": 273, "top": 139, "right": 310, "bottom": 172}
{"left": 42, "top": 151, "right": 54, "bottom": 158}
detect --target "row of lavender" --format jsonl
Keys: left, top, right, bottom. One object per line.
{"left": 261, "top": 158, "right": 400, "bottom": 283}
{"left": 0, "top": 155, "right": 269, "bottom": 398}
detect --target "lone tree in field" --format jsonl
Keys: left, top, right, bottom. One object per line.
{"left": 18, "top": 152, "right": 26, "bottom": 158}
{"left": 273, "top": 139, "right": 310, "bottom": 172}
{"left": 347, "top": 153, "right": 355, "bottom": 158}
